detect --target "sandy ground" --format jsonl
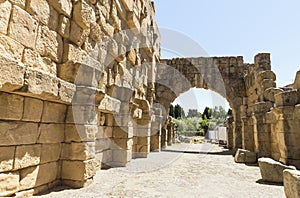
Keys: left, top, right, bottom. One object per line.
{"left": 37, "top": 143, "right": 285, "bottom": 198}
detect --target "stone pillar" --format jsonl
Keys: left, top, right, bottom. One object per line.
{"left": 150, "top": 108, "right": 163, "bottom": 151}
{"left": 252, "top": 102, "right": 273, "bottom": 158}
{"left": 167, "top": 122, "right": 173, "bottom": 146}
{"left": 242, "top": 116, "right": 255, "bottom": 151}
{"left": 161, "top": 125, "right": 168, "bottom": 149}
{"left": 226, "top": 116, "right": 234, "bottom": 149}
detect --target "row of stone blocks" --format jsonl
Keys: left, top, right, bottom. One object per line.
{"left": 235, "top": 150, "right": 300, "bottom": 197}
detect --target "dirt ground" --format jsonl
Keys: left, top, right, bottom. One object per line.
{"left": 38, "top": 143, "right": 285, "bottom": 198}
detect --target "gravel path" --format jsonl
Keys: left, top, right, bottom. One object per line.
{"left": 38, "top": 143, "right": 285, "bottom": 198}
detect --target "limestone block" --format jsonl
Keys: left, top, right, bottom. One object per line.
{"left": 0, "top": 92, "right": 24, "bottom": 120}
{"left": 27, "top": 0, "right": 51, "bottom": 26}
{"left": 283, "top": 169, "right": 300, "bottom": 198}
{"left": 0, "top": 34, "right": 24, "bottom": 60}
{"left": 24, "top": 69, "right": 59, "bottom": 98}
{"left": 0, "top": 146, "right": 15, "bottom": 172}
{"left": 90, "top": 22, "right": 103, "bottom": 42}
{"left": 26, "top": 91, "right": 41, "bottom": 118}
{"left": 97, "top": 13, "right": 114, "bottom": 38}
{"left": 9, "top": 0, "right": 25, "bottom": 8}
{"left": 48, "top": 0, "right": 72, "bottom": 17}
{"left": 111, "top": 149, "right": 131, "bottom": 166}
{"left": 127, "top": 11, "right": 140, "bottom": 34}
{"left": 41, "top": 102, "right": 67, "bottom": 123}
{"left": 58, "top": 15, "right": 70, "bottom": 38}
{"left": 113, "top": 126, "right": 134, "bottom": 138}
{"left": 95, "top": 138, "right": 111, "bottom": 152}
{"left": 98, "top": 95, "right": 121, "bottom": 113}
{"left": 275, "top": 90, "right": 298, "bottom": 107}
{"left": 36, "top": 162, "right": 58, "bottom": 186}
{"left": 113, "top": 138, "right": 133, "bottom": 150}
{"left": 261, "top": 79, "right": 276, "bottom": 92}
{"left": 14, "top": 144, "right": 41, "bottom": 170}
{"left": 258, "top": 157, "right": 296, "bottom": 183}
{"left": 19, "top": 166, "right": 39, "bottom": 190}
{"left": 69, "top": 20, "right": 90, "bottom": 47}
{"left": 61, "top": 142, "right": 95, "bottom": 160}
{"left": 69, "top": 105, "right": 98, "bottom": 125}
{"left": 19, "top": 163, "right": 58, "bottom": 190}
{"left": 0, "top": 1, "right": 11, "bottom": 34}
{"left": 73, "top": 0, "right": 95, "bottom": 29}
{"left": 9, "top": 5, "right": 38, "bottom": 48}
{"left": 38, "top": 124, "right": 65, "bottom": 143}
{"left": 36, "top": 25, "right": 63, "bottom": 62}
{"left": 61, "top": 159, "right": 98, "bottom": 181}
{"left": 120, "top": 0, "right": 133, "bottom": 12}
{"left": 65, "top": 124, "right": 97, "bottom": 142}
{"left": 0, "top": 122, "right": 39, "bottom": 146}
{"left": 263, "top": 87, "right": 283, "bottom": 102}
{"left": 127, "top": 49, "right": 136, "bottom": 66}
{"left": 0, "top": 172, "right": 19, "bottom": 197}
{"left": 234, "top": 149, "right": 257, "bottom": 163}
{"left": 293, "top": 70, "right": 300, "bottom": 90}
{"left": 40, "top": 143, "right": 61, "bottom": 164}
{"left": 58, "top": 79, "right": 76, "bottom": 103}
{"left": 0, "top": 55, "right": 25, "bottom": 92}
{"left": 23, "top": 49, "right": 57, "bottom": 74}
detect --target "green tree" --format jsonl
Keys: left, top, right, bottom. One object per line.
{"left": 227, "top": 108, "right": 233, "bottom": 116}
{"left": 169, "top": 104, "right": 175, "bottom": 117}
{"left": 202, "top": 107, "right": 212, "bottom": 120}
{"left": 187, "top": 109, "right": 199, "bottom": 118}
{"left": 174, "top": 104, "right": 185, "bottom": 119}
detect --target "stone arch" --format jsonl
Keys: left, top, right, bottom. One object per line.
{"left": 154, "top": 56, "right": 248, "bottom": 149}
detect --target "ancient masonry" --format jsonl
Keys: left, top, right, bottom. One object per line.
{"left": 0, "top": 0, "right": 299, "bottom": 196}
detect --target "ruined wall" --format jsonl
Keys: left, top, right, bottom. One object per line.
{"left": 160, "top": 54, "right": 300, "bottom": 170}
{"left": 0, "top": 0, "right": 161, "bottom": 196}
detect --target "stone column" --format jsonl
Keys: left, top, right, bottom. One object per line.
{"left": 150, "top": 109, "right": 162, "bottom": 151}
{"left": 161, "top": 125, "right": 168, "bottom": 149}
{"left": 242, "top": 116, "right": 255, "bottom": 151}
{"left": 226, "top": 116, "right": 234, "bottom": 149}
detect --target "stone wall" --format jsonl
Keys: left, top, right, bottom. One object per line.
{"left": 0, "top": 0, "right": 300, "bottom": 196}
{"left": 0, "top": 0, "right": 161, "bottom": 196}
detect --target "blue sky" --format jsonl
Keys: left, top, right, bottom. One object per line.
{"left": 152, "top": 0, "right": 300, "bottom": 112}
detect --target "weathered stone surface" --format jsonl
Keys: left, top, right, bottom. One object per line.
{"left": 0, "top": 146, "right": 15, "bottom": 172}
{"left": 73, "top": 0, "right": 95, "bottom": 29}
{"left": 234, "top": 149, "right": 257, "bottom": 163}
{"left": 19, "top": 162, "right": 58, "bottom": 190}
{"left": 38, "top": 124, "right": 65, "bottom": 143}
{"left": 9, "top": 0, "right": 25, "bottom": 8}
{"left": 275, "top": 90, "right": 298, "bottom": 107}
{"left": 61, "top": 142, "right": 95, "bottom": 160}
{"left": 23, "top": 48, "right": 57, "bottom": 74}
{"left": 36, "top": 25, "right": 63, "bottom": 62}
{"left": 58, "top": 79, "right": 76, "bottom": 103}
{"left": 65, "top": 124, "right": 98, "bottom": 142}
{"left": 40, "top": 143, "right": 61, "bottom": 164}
{"left": 283, "top": 169, "right": 300, "bottom": 198}
{"left": 58, "top": 15, "right": 70, "bottom": 38}
{"left": 69, "top": 20, "right": 90, "bottom": 47}
{"left": 0, "top": 34, "right": 24, "bottom": 60}
{"left": 0, "top": 1, "right": 11, "bottom": 34}
{"left": 22, "top": 96, "right": 43, "bottom": 122}
{"left": 0, "top": 122, "right": 39, "bottom": 146}
{"left": 9, "top": 5, "right": 38, "bottom": 48}
{"left": 61, "top": 159, "right": 98, "bottom": 181}
{"left": 111, "top": 149, "right": 131, "bottom": 166}
{"left": 41, "top": 102, "right": 67, "bottom": 123}
{"left": 62, "top": 178, "right": 93, "bottom": 188}
{"left": 0, "top": 92, "right": 23, "bottom": 120}
{"left": 258, "top": 157, "right": 296, "bottom": 183}
{"left": 98, "top": 95, "right": 121, "bottom": 113}
{"left": 27, "top": 0, "right": 50, "bottom": 25}
{"left": 48, "top": 0, "right": 72, "bottom": 17}
{"left": 24, "top": 68, "right": 59, "bottom": 98}
{"left": 14, "top": 144, "right": 41, "bottom": 170}
{"left": 0, "top": 55, "right": 25, "bottom": 92}
{"left": 0, "top": 172, "right": 19, "bottom": 197}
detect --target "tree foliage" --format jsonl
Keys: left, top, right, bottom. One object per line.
{"left": 187, "top": 109, "right": 199, "bottom": 118}
{"left": 174, "top": 104, "right": 185, "bottom": 118}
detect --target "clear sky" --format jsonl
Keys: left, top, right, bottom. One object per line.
{"left": 152, "top": 0, "right": 300, "bottom": 112}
